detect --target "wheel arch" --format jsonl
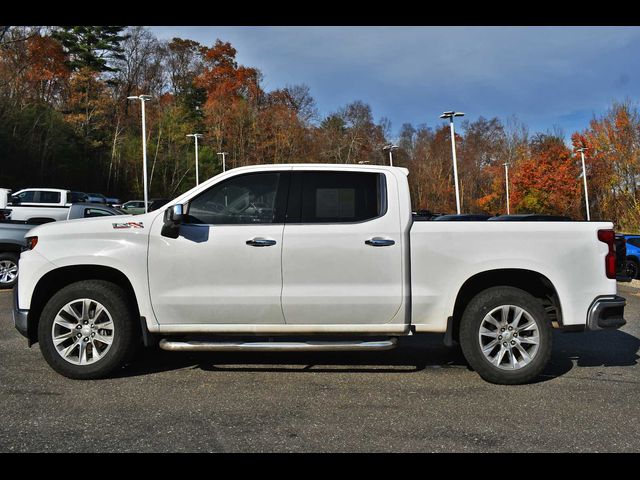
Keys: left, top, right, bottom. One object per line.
{"left": 0, "top": 244, "right": 22, "bottom": 254}
{"left": 446, "top": 268, "right": 562, "bottom": 346}
{"left": 27, "top": 264, "right": 141, "bottom": 346}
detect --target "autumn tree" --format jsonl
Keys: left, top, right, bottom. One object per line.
{"left": 573, "top": 101, "right": 640, "bottom": 229}
{"left": 396, "top": 123, "right": 416, "bottom": 166}
{"left": 3, "top": 26, "right": 640, "bottom": 232}
{"left": 194, "top": 40, "right": 263, "bottom": 168}
{"left": 315, "top": 101, "right": 388, "bottom": 165}
{"left": 510, "top": 134, "right": 581, "bottom": 217}
{"left": 458, "top": 116, "right": 507, "bottom": 213}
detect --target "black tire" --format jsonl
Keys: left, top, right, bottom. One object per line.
{"left": 625, "top": 258, "right": 639, "bottom": 279}
{"left": 38, "top": 280, "right": 138, "bottom": 379}
{"left": 0, "top": 252, "right": 19, "bottom": 289}
{"left": 459, "top": 286, "right": 553, "bottom": 385}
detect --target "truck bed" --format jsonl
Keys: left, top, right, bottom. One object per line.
{"left": 408, "top": 219, "right": 616, "bottom": 332}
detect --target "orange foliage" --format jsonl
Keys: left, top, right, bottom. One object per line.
{"left": 510, "top": 136, "right": 581, "bottom": 217}
{"left": 195, "top": 40, "right": 262, "bottom": 105}
{"left": 572, "top": 102, "right": 640, "bottom": 228}
{"left": 15, "top": 35, "right": 70, "bottom": 104}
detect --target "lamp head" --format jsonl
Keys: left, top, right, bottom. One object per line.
{"left": 440, "top": 111, "right": 465, "bottom": 119}
{"left": 127, "top": 94, "right": 152, "bottom": 101}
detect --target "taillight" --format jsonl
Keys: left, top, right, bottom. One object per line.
{"left": 25, "top": 236, "right": 38, "bottom": 250}
{"left": 597, "top": 229, "right": 616, "bottom": 279}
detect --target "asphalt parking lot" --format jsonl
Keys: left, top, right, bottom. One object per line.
{"left": 1, "top": 284, "right": 639, "bottom": 453}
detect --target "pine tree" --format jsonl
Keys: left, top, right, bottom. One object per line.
{"left": 51, "top": 26, "right": 128, "bottom": 73}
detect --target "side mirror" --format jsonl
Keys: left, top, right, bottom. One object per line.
{"left": 161, "top": 204, "right": 184, "bottom": 238}
{"left": 10, "top": 195, "right": 20, "bottom": 205}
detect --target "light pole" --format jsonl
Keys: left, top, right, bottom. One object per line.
{"left": 217, "top": 152, "right": 228, "bottom": 172}
{"left": 440, "top": 111, "right": 465, "bottom": 214}
{"left": 186, "top": 134, "right": 203, "bottom": 185}
{"left": 127, "top": 94, "right": 152, "bottom": 213}
{"left": 576, "top": 147, "right": 590, "bottom": 221}
{"left": 502, "top": 162, "right": 511, "bottom": 215}
{"left": 382, "top": 144, "right": 399, "bottom": 166}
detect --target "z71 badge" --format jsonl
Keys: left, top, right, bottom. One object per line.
{"left": 112, "top": 221, "right": 144, "bottom": 229}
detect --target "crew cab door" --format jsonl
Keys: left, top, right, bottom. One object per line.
{"left": 281, "top": 169, "right": 404, "bottom": 325}
{"left": 148, "top": 170, "right": 290, "bottom": 325}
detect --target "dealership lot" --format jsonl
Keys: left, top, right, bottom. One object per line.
{"left": 0, "top": 284, "right": 638, "bottom": 453}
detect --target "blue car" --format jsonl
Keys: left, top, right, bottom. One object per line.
{"left": 623, "top": 234, "right": 640, "bottom": 279}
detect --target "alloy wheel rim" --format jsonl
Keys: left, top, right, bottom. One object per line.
{"left": 0, "top": 260, "right": 18, "bottom": 284}
{"left": 52, "top": 299, "right": 115, "bottom": 365}
{"left": 478, "top": 304, "right": 540, "bottom": 370}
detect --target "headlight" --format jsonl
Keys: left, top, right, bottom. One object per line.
{"left": 24, "top": 236, "right": 38, "bottom": 251}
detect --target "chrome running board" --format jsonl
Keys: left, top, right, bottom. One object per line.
{"left": 159, "top": 338, "right": 398, "bottom": 352}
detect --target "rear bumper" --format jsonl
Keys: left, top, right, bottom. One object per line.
{"left": 586, "top": 295, "right": 627, "bottom": 331}
{"left": 12, "top": 284, "right": 30, "bottom": 340}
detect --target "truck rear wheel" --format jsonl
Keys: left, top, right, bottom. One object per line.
{"left": 459, "top": 286, "right": 552, "bottom": 385}
{"left": 38, "top": 280, "right": 138, "bottom": 379}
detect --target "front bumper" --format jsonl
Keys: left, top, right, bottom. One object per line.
{"left": 586, "top": 295, "right": 627, "bottom": 331}
{"left": 12, "top": 284, "right": 30, "bottom": 341}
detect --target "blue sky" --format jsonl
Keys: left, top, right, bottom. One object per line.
{"left": 150, "top": 26, "right": 640, "bottom": 141}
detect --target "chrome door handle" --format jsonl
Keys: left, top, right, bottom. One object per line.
{"left": 365, "top": 237, "right": 395, "bottom": 247}
{"left": 246, "top": 238, "right": 277, "bottom": 247}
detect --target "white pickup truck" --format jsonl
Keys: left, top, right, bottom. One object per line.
{"left": 13, "top": 164, "right": 627, "bottom": 384}
{"left": 8, "top": 188, "right": 73, "bottom": 223}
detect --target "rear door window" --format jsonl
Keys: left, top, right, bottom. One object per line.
{"left": 38, "top": 191, "right": 61, "bottom": 203}
{"left": 288, "top": 171, "right": 386, "bottom": 223}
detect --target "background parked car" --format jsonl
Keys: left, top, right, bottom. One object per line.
{"left": 8, "top": 188, "right": 72, "bottom": 223}
{"left": 87, "top": 193, "right": 108, "bottom": 204}
{"left": 0, "top": 202, "right": 124, "bottom": 289}
{"left": 66, "top": 203, "right": 125, "bottom": 220}
{"left": 615, "top": 234, "right": 631, "bottom": 282}
{"left": 488, "top": 214, "right": 572, "bottom": 221}
{"left": 69, "top": 191, "right": 90, "bottom": 203}
{"left": 622, "top": 234, "right": 640, "bottom": 279}
{"left": 433, "top": 214, "right": 492, "bottom": 221}
{"left": 0, "top": 221, "right": 29, "bottom": 288}
{"left": 0, "top": 188, "right": 11, "bottom": 209}
{"left": 120, "top": 200, "right": 150, "bottom": 215}
{"left": 149, "top": 198, "right": 170, "bottom": 211}
{"left": 69, "top": 192, "right": 89, "bottom": 203}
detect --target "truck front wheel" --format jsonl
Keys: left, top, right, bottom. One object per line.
{"left": 38, "top": 280, "right": 138, "bottom": 379}
{"left": 459, "top": 286, "right": 552, "bottom": 385}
